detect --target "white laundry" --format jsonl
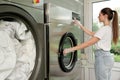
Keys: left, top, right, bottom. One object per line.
{"left": 0, "top": 31, "right": 16, "bottom": 80}
{"left": 0, "top": 20, "right": 36, "bottom": 80}
{"left": 7, "top": 38, "right": 36, "bottom": 80}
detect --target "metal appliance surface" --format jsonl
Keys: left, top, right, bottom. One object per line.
{"left": 44, "top": 3, "right": 84, "bottom": 80}
{"left": 0, "top": 0, "right": 48, "bottom": 80}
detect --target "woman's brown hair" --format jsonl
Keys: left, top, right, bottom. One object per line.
{"left": 101, "top": 8, "right": 119, "bottom": 44}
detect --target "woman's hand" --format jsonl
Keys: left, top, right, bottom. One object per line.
{"left": 73, "top": 18, "right": 82, "bottom": 27}
{"left": 63, "top": 48, "right": 74, "bottom": 55}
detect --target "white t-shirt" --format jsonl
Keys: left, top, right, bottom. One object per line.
{"left": 94, "top": 26, "right": 112, "bottom": 51}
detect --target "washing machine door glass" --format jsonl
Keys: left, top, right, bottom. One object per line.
{"left": 58, "top": 32, "right": 77, "bottom": 72}
{"left": 63, "top": 37, "right": 74, "bottom": 67}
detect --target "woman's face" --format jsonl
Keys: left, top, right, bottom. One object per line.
{"left": 98, "top": 12, "right": 105, "bottom": 22}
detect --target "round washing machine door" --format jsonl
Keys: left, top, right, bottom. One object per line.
{"left": 0, "top": 4, "right": 46, "bottom": 80}
{"left": 58, "top": 32, "right": 77, "bottom": 72}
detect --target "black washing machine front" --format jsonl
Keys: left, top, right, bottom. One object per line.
{"left": 0, "top": 4, "right": 48, "bottom": 80}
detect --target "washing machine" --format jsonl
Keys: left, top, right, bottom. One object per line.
{"left": 0, "top": 0, "right": 49, "bottom": 80}
{"left": 44, "top": 3, "right": 84, "bottom": 80}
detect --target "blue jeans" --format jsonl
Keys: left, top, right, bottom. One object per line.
{"left": 94, "top": 49, "right": 114, "bottom": 80}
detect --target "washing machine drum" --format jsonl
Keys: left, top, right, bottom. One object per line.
{"left": 0, "top": 4, "right": 46, "bottom": 80}
{"left": 0, "top": 20, "right": 36, "bottom": 80}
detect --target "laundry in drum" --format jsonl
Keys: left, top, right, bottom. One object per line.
{"left": 0, "top": 20, "right": 36, "bottom": 80}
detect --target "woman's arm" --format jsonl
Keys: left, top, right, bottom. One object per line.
{"left": 73, "top": 19, "right": 95, "bottom": 36}
{"left": 63, "top": 37, "right": 100, "bottom": 54}
{"left": 80, "top": 25, "right": 95, "bottom": 36}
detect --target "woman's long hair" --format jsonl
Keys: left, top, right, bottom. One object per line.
{"left": 101, "top": 8, "right": 119, "bottom": 45}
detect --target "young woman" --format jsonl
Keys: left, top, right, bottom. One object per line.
{"left": 63, "top": 7, "right": 119, "bottom": 80}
